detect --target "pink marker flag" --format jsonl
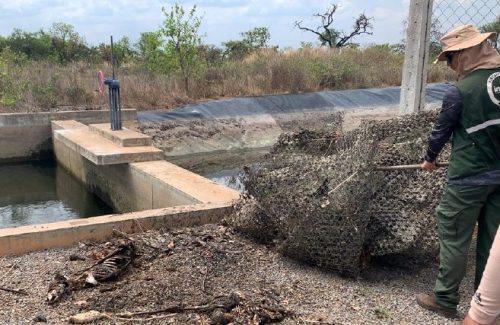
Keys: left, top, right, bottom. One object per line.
{"left": 97, "top": 71, "right": 105, "bottom": 93}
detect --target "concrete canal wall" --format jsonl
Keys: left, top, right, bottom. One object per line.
{"left": 0, "top": 109, "right": 137, "bottom": 162}
{"left": 0, "top": 111, "right": 240, "bottom": 256}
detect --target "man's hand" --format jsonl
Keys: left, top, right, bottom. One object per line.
{"left": 421, "top": 160, "right": 437, "bottom": 171}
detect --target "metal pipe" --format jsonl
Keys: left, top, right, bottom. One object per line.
{"left": 104, "top": 35, "right": 122, "bottom": 131}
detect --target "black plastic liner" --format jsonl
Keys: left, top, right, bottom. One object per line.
{"left": 138, "top": 83, "right": 452, "bottom": 122}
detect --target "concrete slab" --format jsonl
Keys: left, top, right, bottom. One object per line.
{"left": 0, "top": 202, "right": 233, "bottom": 256}
{"left": 52, "top": 120, "right": 239, "bottom": 213}
{"left": 133, "top": 160, "right": 240, "bottom": 205}
{"left": 89, "top": 123, "right": 152, "bottom": 147}
{"left": 51, "top": 120, "right": 87, "bottom": 131}
{"left": 54, "top": 127, "right": 163, "bottom": 165}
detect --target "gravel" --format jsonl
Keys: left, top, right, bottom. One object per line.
{"left": 0, "top": 223, "right": 474, "bottom": 324}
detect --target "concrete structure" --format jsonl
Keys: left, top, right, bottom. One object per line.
{"left": 0, "top": 111, "right": 240, "bottom": 256}
{"left": 0, "top": 109, "right": 137, "bottom": 162}
{"left": 0, "top": 203, "right": 232, "bottom": 256}
{"left": 90, "top": 123, "right": 152, "bottom": 147}
{"left": 53, "top": 122, "right": 163, "bottom": 165}
{"left": 400, "top": 0, "right": 434, "bottom": 114}
{"left": 52, "top": 119, "right": 240, "bottom": 212}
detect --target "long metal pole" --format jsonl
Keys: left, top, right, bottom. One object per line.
{"left": 106, "top": 35, "right": 122, "bottom": 131}
{"left": 111, "top": 36, "right": 115, "bottom": 80}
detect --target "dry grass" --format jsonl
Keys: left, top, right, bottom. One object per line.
{"left": 1, "top": 47, "right": 455, "bottom": 113}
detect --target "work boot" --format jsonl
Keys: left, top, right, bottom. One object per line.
{"left": 416, "top": 293, "right": 458, "bottom": 318}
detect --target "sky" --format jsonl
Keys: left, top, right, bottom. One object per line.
{"left": 0, "top": 0, "right": 496, "bottom": 49}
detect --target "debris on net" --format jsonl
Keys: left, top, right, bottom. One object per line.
{"left": 361, "top": 112, "right": 449, "bottom": 268}
{"left": 232, "top": 195, "right": 283, "bottom": 244}
{"left": 366, "top": 148, "right": 448, "bottom": 268}
{"left": 272, "top": 112, "right": 344, "bottom": 156}
{"left": 231, "top": 110, "right": 447, "bottom": 276}
{"left": 235, "top": 115, "right": 379, "bottom": 276}
{"left": 271, "top": 129, "right": 340, "bottom": 155}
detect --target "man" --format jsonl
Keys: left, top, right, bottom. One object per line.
{"left": 416, "top": 24, "right": 500, "bottom": 318}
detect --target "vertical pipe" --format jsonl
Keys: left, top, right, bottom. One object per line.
{"left": 117, "top": 87, "right": 122, "bottom": 130}
{"left": 112, "top": 85, "right": 118, "bottom": 131}
{"left": 111, "top": 87, "right": 116, "bottom": 130}
{"left": 107, "top": 35, "right": 122, "bottom": 131}
{"left": 108, "top": 85, "right": 113, "bottom": 127}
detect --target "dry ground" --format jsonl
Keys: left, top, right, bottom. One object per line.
{"left": 0, "top": 223, "right": 475, "bottom": 324}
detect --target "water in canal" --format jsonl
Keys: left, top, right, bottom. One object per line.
{"left": 168, "top": 147, "right": 270, "bottom": 191}
{"left": 0, "top": 161, "right": 113, "bottom": 228}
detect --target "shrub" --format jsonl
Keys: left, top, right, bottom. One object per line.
{"left": 0, "top": 49, "right": 27, "bottom": 107}
{"left": 31, "top": 81, "right": 57, "bottom": 110}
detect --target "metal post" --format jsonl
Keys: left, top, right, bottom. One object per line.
{"left": 400, "top": 0, "right": 434, "bottom": 115}
{"left": 104, "top": 36, "right": 122, "bottom": 130}
{"left": 106, "top": 79, "right": 122, "bottom": 130}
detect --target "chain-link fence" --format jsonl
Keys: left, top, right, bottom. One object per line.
{"left": 433, "top": 0, "right": 499, "bottom": 49}
{"left": 400, "top": 0, "right": 498, "bottom": 113}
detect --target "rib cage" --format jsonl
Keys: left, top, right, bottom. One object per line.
{"left": 86, "top": 243, "right": 135, "bottom": 284}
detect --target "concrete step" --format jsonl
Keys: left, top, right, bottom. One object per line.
{"left": 53, "top": 123, "right": 162, "bottom": 165}
{"left": 89, "top": 123, "right": 153, "bottom": 147}
{"left": 51, "top": 120, "right": 87, "bottom": 131}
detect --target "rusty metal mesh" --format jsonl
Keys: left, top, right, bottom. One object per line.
{"left": 231, "top": 111, "right": 449, "bottom": 276}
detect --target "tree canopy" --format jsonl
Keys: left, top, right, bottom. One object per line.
{"left": 223, "top": 27, "right": 272, "bottom": 60}
{"left": 160, "top": 3, "right": 204, "bottom": 92}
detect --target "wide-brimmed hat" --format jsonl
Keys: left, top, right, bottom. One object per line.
{"left": 434, "top": 24, "right": 497, "bottom": 63}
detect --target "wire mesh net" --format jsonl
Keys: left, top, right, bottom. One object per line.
{"left": 433, "top": 0, "right": 499, "bottom": 48}
{"left": 230, "top": 110, "right": 449, "bottom": 276}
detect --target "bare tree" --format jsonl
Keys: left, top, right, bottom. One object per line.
{"left": 295, "top": 4, "right": 373, "bottom": 48}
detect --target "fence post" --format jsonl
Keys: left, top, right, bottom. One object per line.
{"left": 400, "top": 0, "right": 434, "bottom": 115}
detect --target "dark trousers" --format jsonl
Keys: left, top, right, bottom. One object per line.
{"left": 433, "top": 184, "right": 500, "bottom": 309}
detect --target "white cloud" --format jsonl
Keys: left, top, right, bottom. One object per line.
{"left": 0, "top": 0, "right": 39, "bottom": 11}
{"left": 372, "top": 6, "right": 405, "bottom": 22}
